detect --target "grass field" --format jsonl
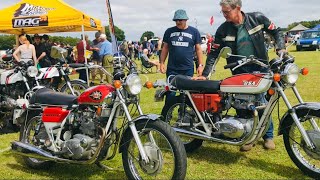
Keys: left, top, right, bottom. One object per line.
{"left": 0, "top": 46, "right": 319, "bottom": 179}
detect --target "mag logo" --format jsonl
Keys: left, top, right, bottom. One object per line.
{"left": 90, "top": 18, "right": 97, "bottom": 28}
{"left": 12, "top": 3, "right": 54, "bottom": 28}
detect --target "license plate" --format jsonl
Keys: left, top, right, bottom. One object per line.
{"left": 302, "top": 45, "right": 310, "bottom": 47}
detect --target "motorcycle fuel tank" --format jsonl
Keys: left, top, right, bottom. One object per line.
{"left": 77, "top": 85, "right": 115, "bottom": 105}
{"left": 220, "top": 73, "right": 272, "bottom": 94}
{"left": 0, "top": 69, "right": 23, "bottom": 85}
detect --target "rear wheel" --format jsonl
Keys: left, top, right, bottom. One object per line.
{"left": 60, "top": 80, "right": 88, "bottom": 96}
{"left": 283, "top": 110, "right": 320, "bottom": 178}
{"left": 162, "top": 97, "right": 203, "bottom": 153}
{"left": 20, "top": 114, "right": 54, "bottom": 169}
{"left": 122, "top": 120, "right": 186, "bottom": 180}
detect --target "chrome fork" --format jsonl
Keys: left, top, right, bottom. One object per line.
{"left": 275, "top": 82, "right": 315, "bottom": 148}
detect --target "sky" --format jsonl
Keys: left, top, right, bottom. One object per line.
{"left": 1, "top": 0, "right": 320, "bottom": 41}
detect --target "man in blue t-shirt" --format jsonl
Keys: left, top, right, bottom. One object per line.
{"left": 159, "top": 9, "right": 204, "bottom": 115}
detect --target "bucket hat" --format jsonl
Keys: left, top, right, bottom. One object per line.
{"left": 172, "top": 9, "right": 189, "bottom": 21}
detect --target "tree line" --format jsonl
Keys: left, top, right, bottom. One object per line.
{"left": 287, "top": 19, "right": 320, "bottom": 30}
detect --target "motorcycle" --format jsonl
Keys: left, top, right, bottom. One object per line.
{"left": 11, "top": 53, "right": 187, "bottom": 179}
{"left": 36, "top": 46, "right": 88, "bottom": 95}
{"left": 0, "top": 60, "right": 41, "bottom": 132}
{"left": 149, "top": 47, "right": 320, "bottom": 178}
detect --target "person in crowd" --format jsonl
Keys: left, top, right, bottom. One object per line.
{"left": 33, "top": 34, "right": 51, "bottom": 68}
{"left": 13, "top": 35, "right": 37, "bottom": 65}
{"left": 128, "top": 41, "right": 134, "bottom": 59}
{"left": 142, "top": 37, "right": 148, "bottom": 53}
{"left": 90, "top": 32, "right": 104, "bottom": 86}
{"left": 195, "top": 0, "right": 286, "bottom": 151}
{"left": 159, "top": 9, "right": 203, "bottom": 115}
{"left": 76, "top": 34, "right": 93, "bottom": 82}
{"left": 141, "top": 49, "right": 160, "bottom": 71}
{"left": 157, "top": 38, "right": 163, "bottom": 61}
{"left": 133, "top": 41, "right": 139, "bottom": 60}
{"left": 99, "top": 34, "right": 113, "bottom": 84}
{"left": 120, "top": 40, "right": 129, "bottom": 56}
{"left": 206, "top": 33, "right": 214, "bottom": 54}
{"left": 147, "top": 39, "right": 154, "bottom": 58}
{"left": 138, "top": 42, "right": 143, "bottom": 60}
{"left": 42, "top": 34, "right": 54, "bottom": 64}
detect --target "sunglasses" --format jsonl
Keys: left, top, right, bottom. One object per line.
{"left": 175, "top": 19, "right": 185, "bottom": 22}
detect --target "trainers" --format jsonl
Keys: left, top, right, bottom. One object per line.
{"left": 263, "top": 139, "right": 275, "bottom": 150}
{"left": 240, "top": 143, "right": 255, "bottom": 152}
{"left": 90, "top": 82, "right": 95, "bottom": 86}
{"left": 100, "top": 80, "right": 104, "bottom": 84}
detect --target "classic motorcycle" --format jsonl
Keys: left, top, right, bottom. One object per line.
{"left": 149, "top": 47, "right": 320, "bottom": 178}
{"left": 11, "top": 53, "right": 187, "bottom": 179}
{"left": 0, "top": 60, "right": 41, "bottom": 132}
{"left": 36, "top": 46, "right": 88, "bottom": 95}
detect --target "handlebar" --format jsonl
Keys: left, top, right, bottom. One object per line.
{"left": 224, "top": 62, "right": 239, "bottom": 69}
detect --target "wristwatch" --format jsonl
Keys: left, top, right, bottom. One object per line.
{"left": 199, "top": 64, "right": 204, "bottom": 67}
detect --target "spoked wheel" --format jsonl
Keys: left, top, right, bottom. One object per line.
{"left": 283, "top": 110, "right": 320, "bottom": 178}
{"left": 163, "top": 102, "right": 203, "bottom": 153}
{"left": 20, "top": 115, "right": 54, "bottom": 169}
{"left": 122, "top": 120, "right": 186, "bottom": 180}
{"left": 60, "top": 80, "right": 88, "bottom": 96}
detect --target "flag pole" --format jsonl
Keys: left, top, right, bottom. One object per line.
{"left": 105, "top": 0, "right": 118, "bottom": 53}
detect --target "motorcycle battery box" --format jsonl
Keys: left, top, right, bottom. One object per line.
{"left": 42, "top": 107, "right": 70, "bottom": 123}
{"left": 191, "top": 94, "right": 221, "bottom": 112}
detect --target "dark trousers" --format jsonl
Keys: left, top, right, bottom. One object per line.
{"left": 78, "top": 69, "right": 88, "bottom": 82}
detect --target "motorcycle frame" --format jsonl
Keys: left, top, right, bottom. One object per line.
{"left": 26, "top": 86, "right": 150, "bottom": 164}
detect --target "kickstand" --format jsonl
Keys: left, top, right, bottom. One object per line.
{"left": 96, "top": 162, "right": 114, "bottom": 170}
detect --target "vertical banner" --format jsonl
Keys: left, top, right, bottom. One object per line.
{"left": 106, "top": 0, "right": 117, "bottom": 53}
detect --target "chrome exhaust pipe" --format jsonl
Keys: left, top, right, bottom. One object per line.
{"left": 11, "top": 141, "right": 69, "bottom": 162}
{"left": 173, "top": 128, "right": 245, "bottom": 146}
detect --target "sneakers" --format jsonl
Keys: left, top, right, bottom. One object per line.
{"left": 100, "top": 80, "right": 104, "bottom": 84}
{"left": 240, "top": 143, "right": 255, "bottom": 152}
{"left": 263, "top": 138, "right": 276, "bottom": 150}
{"left": 90, "top": 82, "right": 95, "bottom": 86}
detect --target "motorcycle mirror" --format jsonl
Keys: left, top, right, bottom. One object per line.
{"left": 219, "top": 47, "right": 232, "bottom": 59}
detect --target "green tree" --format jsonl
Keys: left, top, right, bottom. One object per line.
{"left": 287, "top": 19, "right": 320, "bottom": 30}
{"left": 140, "top": 31, "right": 155, "bottom": 42}
{"left": 0, "top": 35, "right": 15, "bottom": 50}
{"left": 104, "top": 25, "right": 125, "bottom": 42}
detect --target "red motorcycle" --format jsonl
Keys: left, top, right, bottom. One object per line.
{"left": 149, "top": 47, "right": 320, "bottom": 178}
{"left": 11, "top": 53, "right": 187, "bottom": 179}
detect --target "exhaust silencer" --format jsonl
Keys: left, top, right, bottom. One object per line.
{"left": 11, "top": 141, "right": 66, "bottom": 162}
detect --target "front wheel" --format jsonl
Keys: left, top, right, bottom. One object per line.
{"left": 122, "top": 120, "right": 187, "bottom": 180}
{"left": 60, "top": 80, "right": 88, "bottom": 96}
{"left": 283, "top": 110, "right": 320, "bottom": 178}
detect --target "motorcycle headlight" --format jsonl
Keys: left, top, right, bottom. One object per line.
{"left": 125, "top": 74, "right": 142, "bottom": 95}
{"left": 312, "top": 40, "right": 318, "bottom": 45}
{"left": 27, "top": 66, "right": 38, "bottom": 77}
{"left": 282, "top": 63, "right": 299, "bottom": 84}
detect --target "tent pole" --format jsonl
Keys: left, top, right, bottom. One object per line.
{"left": 81, "top": 24, "right": 89, "bottom": 86}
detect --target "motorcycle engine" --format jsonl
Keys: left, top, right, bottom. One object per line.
{"left": 231, "top": 94, "right": 257, "bottom": 110}
{"left": 215, "top": 116, "right": 254, "bottom": 139}
{"left": 60, "top": 111, "right": 98, "bottom": 160}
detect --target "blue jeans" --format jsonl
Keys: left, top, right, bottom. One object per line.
{"left": 256, "top": 93, "right": 274, "bottom": 140}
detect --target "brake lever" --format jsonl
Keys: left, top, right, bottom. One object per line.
{"left": 231, "top": 58, "right": 248, "bottom": 71}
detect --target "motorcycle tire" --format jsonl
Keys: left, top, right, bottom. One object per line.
{"left": 122, "top": 120, "right": 187, "bottom": 180}
{"left": 60, "top": 80, "right": 89, "bottom": 96}
{"left": 19, "top": 112, "right": 54, "bottom": 169}
{"left": 161, "top": 96, "right": 203, "bottom": 153}
{"left": 282, "top": 109, "right": 320, "bottom": 178}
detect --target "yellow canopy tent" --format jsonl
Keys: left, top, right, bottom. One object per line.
{"left": 0, "top": 0, "right": 102, "bottom": 34}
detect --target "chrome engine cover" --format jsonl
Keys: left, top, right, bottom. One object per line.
{"left": 215, "top": 116, "right": 253, "bottom": 139}
{"left": 61, "top": 134, "right": 95, "bottom": 160}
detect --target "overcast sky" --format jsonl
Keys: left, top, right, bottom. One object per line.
{"left": 1, "top": 0, "right": 320, "bottom": 41}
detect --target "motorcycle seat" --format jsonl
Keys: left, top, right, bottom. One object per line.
{"left": 30, "top": 88, "right": 77, "bottom": 106}
{"left": 170, "top": 75, "right": 220, "bottom": 93}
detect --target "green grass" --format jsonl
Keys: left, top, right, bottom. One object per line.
{"left": 0, "top": 46, "right": 319, "bottom": 179}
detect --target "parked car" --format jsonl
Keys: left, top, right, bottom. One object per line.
{"left": 296, "top": 30, "right": 320, "bottom": 51}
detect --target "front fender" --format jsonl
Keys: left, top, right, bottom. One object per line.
{"left": 119, "top": 114, "right": 162, "bottom": 153}
{"left": 278, "top": 102, "right": 320, "bottom": 135}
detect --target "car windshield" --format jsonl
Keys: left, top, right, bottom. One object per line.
{"left": 301, "top": 31, "right": 320, "bottom": 39}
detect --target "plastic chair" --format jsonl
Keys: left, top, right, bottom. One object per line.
{"left": 140, "top": 54, "right": 155, "bottom": 73}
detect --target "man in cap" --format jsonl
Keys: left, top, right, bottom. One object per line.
{"left": 159, "top": 9, "right": 204, "bottom": 115}
{"left": 90, "top": 31, "right": 104, "bottom": 86}
{"left": 33, "top": 33, "right": 50, "bottom": 67}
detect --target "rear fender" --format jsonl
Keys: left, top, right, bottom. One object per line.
{"left": 118, "top": 114, "right": 161, "bottom": 153}
{"left": 278, "top": 102, "right": 320, "bottom": 135}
